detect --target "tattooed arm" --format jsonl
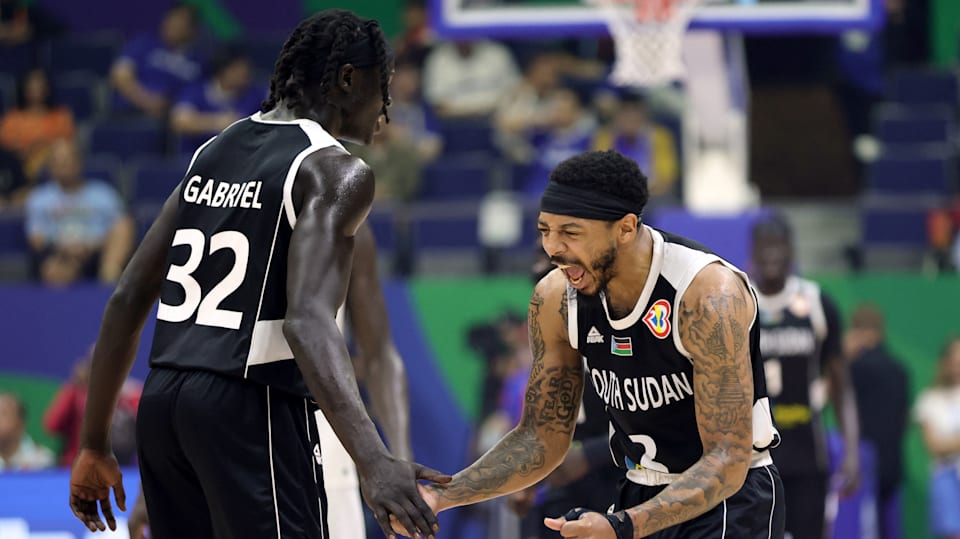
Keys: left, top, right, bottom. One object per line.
{"left": 625, "top": 263, "right": 756, "bottom": 537}
{"left": 426, "top": 270, "right": 584, "bottom": 511}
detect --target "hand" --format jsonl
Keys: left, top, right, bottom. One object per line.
{"left": 836, "top": 454, "right": 860, "bottom": 498}
{"left": 359, "top": 458, "right": 451, "bottom": 539}
{"left": 69, "top": 449, "right": 127, "bottom": 532}
{"left": 128, "top": 493, "right": 149, "bottom": 539}
{"left": 544, "top": 511, "right": 617, "bottom": 539}
{"left": 507, "top": 486, "right": 538, "bottom": 517}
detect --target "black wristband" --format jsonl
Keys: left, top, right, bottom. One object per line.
{"left": 604, "top": 511, "right": 634, "bottom": 539}
{"left": 563, "top": 507, "right": 633, "bottom": 539}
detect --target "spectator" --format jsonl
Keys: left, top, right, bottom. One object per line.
{"left": 44, "top": 357, "right": 89, "bottom": 467}
{"left": 0, "top": 392, "right": 54, "bottom": 471}
{"left": 846, "top": 304, "right": 909, "bottom": 539}
{"left": 523, "top": 89, "right": 594, "bottom": 199}
{"left": 592, "top": 93, "right": 678, "bottom": 202}
{"left": 25, "top": 138, "right": 133, "bottom": 285}
{"left": 0, "top": 68, "right": 76, "bottom": 181}
{"left": 0, "top": 0, "right": 63, "bottom": 46}
{"left": 394, "top": 0, "right": 434, "bottom": 66}
{"left": 171, "top": 45, "right": 265, "bottom": 154}
{"left": 110, "top": 3, "right": 202, "bottom": 118}
{"left": 494, "top": 53, "right": 563, "bottom": 162}
{"left": 385, "top": 59, "right": 442, "bottom": 163}
{"left": 915, "top": 336, "right": 960, "bottom": 539}
{"left": 44, "top": 352, "right": 141, "bottom": 467}
{"left": 350, "top": 121, "right": 426, "bottom": 204}
{"left": 423, "top": 39, "right": 520, "bottom": 118}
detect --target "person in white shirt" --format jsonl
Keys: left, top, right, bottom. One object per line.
{"left": 915, "top": 337, "right": 960, "bottom": 539}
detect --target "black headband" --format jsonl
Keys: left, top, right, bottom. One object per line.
{"left": 540, "top": 182, "right": 642, "bottom": 221}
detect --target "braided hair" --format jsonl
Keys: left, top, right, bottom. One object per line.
{"left": 262, "top": 10, "right": 391, "bottom": 121}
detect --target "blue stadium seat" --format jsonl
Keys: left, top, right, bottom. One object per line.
{"left": 413, "top": 213, "right": 480, "bottom": 249}
{"left": 0, "top": 212, "right": 26, "bottom": 255}
{"left": 47, "top": 33, "right": 121, "bottom": 77}
{"left": 89, "top": 120, "right": 165, "bottom": 160}
{"left": 872, "top": 105, "right": 955, "bottom": 146}
{"left": 58, "top": 76, "right": 100, "bottom": 122}
{"left": 420, "top": 155, "right": 491, "bottom": 200}
{"left": 437, "top": 119, "right": 496, "bottom": 155}
{"left": 83, "top": 154, "right": 125, "bottom": 191}
{"left": 887, "top": 69, "right": 959, "bottom": 106}
{"left": 866, "top": 151, "right": 955, "bottom": 195}
{"left": 129, "top": 156, "right": 190, "bottom": 204}
{"left": 862, "top": 206, "right": 929, "bottom": 246}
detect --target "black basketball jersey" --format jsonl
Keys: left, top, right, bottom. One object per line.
{"left": 570, "top": 227, "right": 778, "bottom": 480}
{"left": 149, "top": 112, "right": 346, "bottom": 397}
{"left": 754, "top": 276, "right": 831, "bottom": 475}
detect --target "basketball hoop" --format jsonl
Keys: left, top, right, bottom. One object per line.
{"left": 588, "top": 0, "right": 702, "bottom": 87}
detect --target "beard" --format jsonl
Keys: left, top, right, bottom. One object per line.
{"left": 588, "top": 244, "right": 618, "bottom": 296}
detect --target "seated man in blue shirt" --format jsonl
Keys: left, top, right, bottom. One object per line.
{"left": 25, "top": 138, "right": 133, "bottom": 285}
{"left": 170, "top": 45, "right": 266, "bottom": 154}
{"left": 109, "top": 4, "right": 202, "bottom": 118}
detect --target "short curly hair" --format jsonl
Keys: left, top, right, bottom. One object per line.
{"left": 751, "top": 212, "right": 793, "bottom": 245}
{"left": 262, "top": 9, "right": 391, "bottom": 121}
{"left": 549, "top": 150, "right": 649, "bottom": 211}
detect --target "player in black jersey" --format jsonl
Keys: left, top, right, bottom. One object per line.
{"left": 395, "top": 150, "right": 784, "bottom": 539}
{"left": 68, "top": 10, "right": 447, "bottom": 539}
{"left": 750, "top": 214, "right": 860, "bottom": 539}
{"left": 124, "top": 221, "right": 413, "bottom": 539}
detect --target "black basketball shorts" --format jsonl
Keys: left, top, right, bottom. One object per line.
{"left": 136, "top": 367, "right": 329, "bottom": 539}
{"left": 613, "top": 464, "right": 786, "bottom": 539}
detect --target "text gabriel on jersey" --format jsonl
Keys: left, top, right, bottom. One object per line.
{"left": 183, "top": 175, "right": 265, "bottom": 209}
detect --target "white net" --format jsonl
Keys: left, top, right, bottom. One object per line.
{"left": 590, "top": 0, "right": 702, "bottom": 88}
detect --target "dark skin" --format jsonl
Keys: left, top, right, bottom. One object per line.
{"left": 70, "top": 61, "right": 446, "bottom": 539}
{"left": 752, "top": 232, "right": 860, "bottom": 497}
{"left": 397, "top": 215, "right": 757, "bottom": 539}
{"left": 127, "top": 222, "right": 413, "bottom": 539}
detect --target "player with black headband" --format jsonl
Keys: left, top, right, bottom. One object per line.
{"left": 68, "top": 9, "right": 448, "bottom": 539}
{"left": 396, "top": 150, "right": 785, "bottom": 539}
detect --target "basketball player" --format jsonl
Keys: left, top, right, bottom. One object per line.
{"left": 68, "top": 10, "right": 446, "bottom": 539}
{"left": 750, "top": 214, "right": 860, "bottom": 539}
{"left": 400, "top": 150, "right": 786, "bottom": 538}
{"left": 126, "top": 222, "right": 412, "bottom": 539}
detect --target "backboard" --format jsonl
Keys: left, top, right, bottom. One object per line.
{"left": 431, "top": 0, "right": 885, "bottom": 38}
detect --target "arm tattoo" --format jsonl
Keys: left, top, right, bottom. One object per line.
{"left": 430, "top": 363, "right": 583, "bottom": 504}
{"left": 626, "top": 276, "right": 755, "bottom": 537}
{"left": 529, "top": 291, "right": 545, "bottom": 377}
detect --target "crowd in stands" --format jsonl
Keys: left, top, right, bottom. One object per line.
{"left": 0, "top": 0, "right": 956, "bottom": 285}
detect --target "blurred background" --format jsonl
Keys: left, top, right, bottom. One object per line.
{"left": 0, "top": 0, "right": 958, "bottom": 537}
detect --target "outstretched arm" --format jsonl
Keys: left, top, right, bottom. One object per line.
{"left": 426, "top": 270, "right": 584, "bottom": 511}
{"left": 282, "top": 151, "right": 443, "bottom": 539}
{"left": 347, "top": 222, "right": 412, "bottom": 460}
{"left": 625, "top": 264, "right": 756, "bottom": 536}
{"left": 70, "top": 187, "right": 180, "bottom": 532}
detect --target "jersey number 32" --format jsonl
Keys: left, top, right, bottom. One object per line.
{"left": 157, "top": 228, "right": 249, "bottom": 330}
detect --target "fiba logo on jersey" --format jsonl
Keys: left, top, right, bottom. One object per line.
{"left": 643, "top": 299, "right": 671, "bottom": 339}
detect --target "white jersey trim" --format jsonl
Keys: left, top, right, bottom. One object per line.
{"left": 266, "top": 387, "right": 282, "bottom": 539}
{"left": 244, "top": 197, "right": 288, "bottom": 374}
{"left": 248, "top": 112, "right": 347, "bottom": 229}
{"left": 566, "top": 284, "right": 578, "bottom": 349}
{"left": 600, "top": 226, "right": 664, "bottom": 330}
{"left": 247, "top": 319, "right": 293, "bottom": 366}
